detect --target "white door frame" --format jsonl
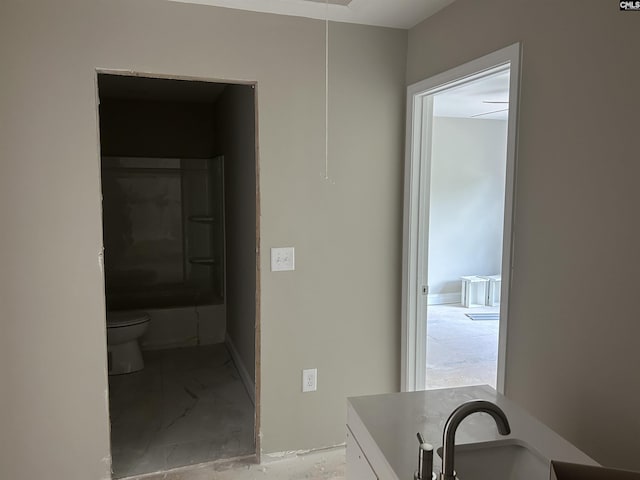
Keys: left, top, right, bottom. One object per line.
{"left": 401, "top": 43, "right": 521, "bottom": 393}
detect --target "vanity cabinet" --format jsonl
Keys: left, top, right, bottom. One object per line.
{"left": 346, "top": 426, "right": 378, "bottom": 480}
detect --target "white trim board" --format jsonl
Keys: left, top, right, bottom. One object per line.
{"left": 427, "top": 292, "right": 460, "bottom": 306}
{"left": 401, "top": 43, "right": 521, "bottom": 393}
{"left": 225, "top": 335, "right": 256, "bottom": 406}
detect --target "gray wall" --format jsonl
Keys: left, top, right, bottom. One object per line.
{"left": 0, "top": 1, "right": 406, "bottom": 478}
{"left": 214, "top": 85, "right": 257, "bottom": 383}
{"left": 409, "top": 0, "right": 640, "bottom": 469}
{"left": 428, "top": 117, "right": 507, "bottom": 297}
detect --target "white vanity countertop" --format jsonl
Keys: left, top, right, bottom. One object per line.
{"left": 347, "top": 385, "right": 597, "bottom": 480}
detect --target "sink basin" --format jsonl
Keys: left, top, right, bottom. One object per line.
{"left": 436, "top": 439, "right": 550, "bottom": 480}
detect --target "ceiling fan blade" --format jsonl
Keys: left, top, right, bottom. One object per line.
{"left": 471, "top": 108, "right": 509, "bottom": 118}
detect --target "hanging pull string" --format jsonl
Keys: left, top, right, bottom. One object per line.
{"left": 325, "top": 0, "right": 328, "bottom": 179}
{"left": 323, "top": 0, "right": 335, "bottom": 184}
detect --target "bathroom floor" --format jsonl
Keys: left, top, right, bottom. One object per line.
{"left": 426, "top": 303, "right": 500, "bottom": 390}
{"left": 108, "top": 343, "right": 255, "bottom": 478}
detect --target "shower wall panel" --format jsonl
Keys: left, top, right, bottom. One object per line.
{"left": 101, "top": 156, "right": 224, "bottom": 310}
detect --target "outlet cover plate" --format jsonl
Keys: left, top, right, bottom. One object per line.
{"left": 271, "top": 247, "right": 295, "bottom": 271}
{"left": 302, "top": 368, "right": 317, "bottom": 392}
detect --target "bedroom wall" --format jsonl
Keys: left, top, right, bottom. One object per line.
{"left": 428, "top": 117, "right": 507, "bottom": 300}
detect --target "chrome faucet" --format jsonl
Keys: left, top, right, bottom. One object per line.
{"left": 439, "top": 400, "right": 511, "bottom": 480}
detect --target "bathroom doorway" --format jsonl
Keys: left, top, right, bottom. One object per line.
{"left": 96, "top": 73, "right": 259, "bottom": 478}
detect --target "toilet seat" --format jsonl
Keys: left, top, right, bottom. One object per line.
{"left": 107, "top": 311, "right": 149, "bottom": 328}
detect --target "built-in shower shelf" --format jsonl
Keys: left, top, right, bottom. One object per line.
{"left": 189, "top": 257, "right": 217, "bottom": 265}
{"left": 188, "top": 215, "right": 216, "bottom": 224}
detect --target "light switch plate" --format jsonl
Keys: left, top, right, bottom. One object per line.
{"left": 271, "top": 247, "right": 295, "bottom": 271}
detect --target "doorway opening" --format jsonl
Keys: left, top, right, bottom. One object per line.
{"left": 425, "top": 70, "right": 509, "bottom": 390}
{"left": 96, "top": 73, "right": 259, "bottom": 477}
{"left": 401, "top": 44, "right": 521, "bottom": 393}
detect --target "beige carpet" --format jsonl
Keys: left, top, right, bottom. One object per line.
{"left": 426, "top": 303, "right": 500, "bottom": 389}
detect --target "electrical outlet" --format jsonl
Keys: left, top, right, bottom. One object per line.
{"left": 302, "top": 368, "right": 317, "bottom": 393}
{"left": 271, "top": 247, "right": 295, "bottom": 272}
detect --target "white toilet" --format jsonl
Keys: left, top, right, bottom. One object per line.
{"left": 106, "top": 311, "right": 150, "bottom": 375}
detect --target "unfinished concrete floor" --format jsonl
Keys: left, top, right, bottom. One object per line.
{"left": 126, "top": 448, "right": 346, "bottom": 480}
{"left": 426, "top": 303, "right": 500, "bottom": 389}
{"left": 108, "top": 344, "right": 255, "bottom": 478}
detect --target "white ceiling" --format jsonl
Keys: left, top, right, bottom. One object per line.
{"left": 433, "top": 70, "right": 510, "bottom": 121}
{"left": 168, "top": 0, "right": 457, "bottom": 29}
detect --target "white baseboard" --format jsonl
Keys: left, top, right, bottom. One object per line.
{"left": 225, "top": 335, "right": 255, "bottom": 406}
{"left": 427, "top": 292, "right": 460, "bottom": 305}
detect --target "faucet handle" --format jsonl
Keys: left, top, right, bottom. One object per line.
{"left": 414, "top": 433, "right": 434, "bottom": 480}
